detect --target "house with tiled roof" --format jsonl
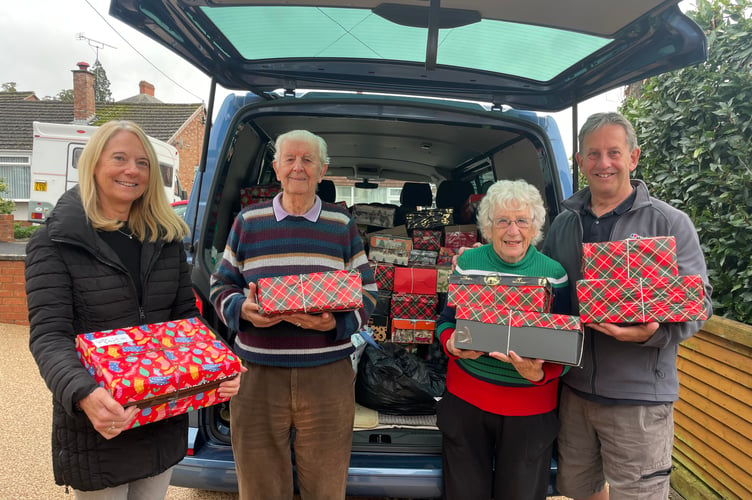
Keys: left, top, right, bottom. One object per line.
{"left": 0, "top": 62, "right": 205, "bottom": 220}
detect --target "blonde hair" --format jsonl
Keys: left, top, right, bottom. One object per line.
{"left": 477, "top": 179, "right": 546, "bottom": 245}
{"left": 78, "top": 120, "right": 188, "bottom": 242}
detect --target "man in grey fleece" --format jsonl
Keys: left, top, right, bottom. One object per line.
{"left": 542, "top": 112, "right": 712, "bottom": 500}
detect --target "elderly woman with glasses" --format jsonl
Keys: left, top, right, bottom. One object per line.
{"left": 436, "top": 179, "right": 571, "bottom": 500}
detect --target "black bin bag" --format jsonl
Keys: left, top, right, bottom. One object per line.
{"left": 355, "top": 342, "right": 446, "bottom": 415}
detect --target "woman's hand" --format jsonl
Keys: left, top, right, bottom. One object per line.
{"left": 77, "top": 387, "right": 139, "bottom": 439}
{"left": 490, "top": 351, "right": 545, "bottom": 382}
{"left": 445, "top": 330, "right": 484, "bottom": 359}
{"left": 218, "top": 364, "right": 247, "bottom": 399}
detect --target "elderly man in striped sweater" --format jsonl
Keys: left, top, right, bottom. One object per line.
{"left": 210, "top": 129, "right": 377, "bottom": 500}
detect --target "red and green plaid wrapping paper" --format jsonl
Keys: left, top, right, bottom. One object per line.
{"left": 371, "top": 262, "right": 394, "bottom": 291}
{"left": 390, "top": 318, "right": 435, "bottom": 344}
{"left": 456, "top": 305, "right": 582, "bottom": 331}
{"left": 582, "top": 236, "right": 679, "bottom": 280}
{"left": 75, "top": 317, "right": 242, "bottom": 429}
{"left": 257, "top": 270, "right": 363, "bottom": 315}
{"left": 576, "top": 275, "right": 708, "bottom": 323}
{"left": 390, "top": 292, "right": 438, "bottom": 319}
{"left": 240, "top": 184, "right": 281, "bottom": 208}
{"left": 412, "top": 229, "right": 442, "bottom": 252}
{"left": 447, "top": 274, "right": 552, "bottom": 313}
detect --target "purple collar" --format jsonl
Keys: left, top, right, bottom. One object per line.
{"left": 272, "top": 192, "right": 321, "bottom": 222}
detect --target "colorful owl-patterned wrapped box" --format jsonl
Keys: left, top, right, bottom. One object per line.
{"left": 257, "top": 270, "right": 363, "bottom": 315}
{"left": 581, "top": 236, "right": 679, "bottom": 280}
{"left": 75, "top": 317, "right": 242, "bottom": 429}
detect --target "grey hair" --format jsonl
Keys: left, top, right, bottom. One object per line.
{"left": 477, "top": 179, "right": 546, "bottom": 245}
{"left": 274, "top": 130, "right": 329, "bottom": 166}
{"left": 578, "top": 112, "right": 638, "bottom": 152}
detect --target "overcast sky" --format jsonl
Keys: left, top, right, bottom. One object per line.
{"left": 3, "top": 0, "right": 685, "bottom": 158}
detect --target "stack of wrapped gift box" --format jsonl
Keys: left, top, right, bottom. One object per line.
{"left": 239, "top": 183, "right": 281, "bottom": 208}
{"left": 448, "top": 274, "right": 584, "bottom": 366}
{"left": 576, "top": 236, "right": 709, "bottom": 324}
{"left": 365, "top": 220, "right": 481, "bottom": 354}
{"left": 76, "top": 317, "right": 243, "bottom": 429}
{"left": 256, "top": 269, "right": 363, "bottom": 315}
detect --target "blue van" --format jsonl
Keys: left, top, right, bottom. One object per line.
{"left": 110, "top": 1, "right": 706, "bottom": 496}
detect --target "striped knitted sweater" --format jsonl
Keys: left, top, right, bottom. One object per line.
{"left": 437, "top": 244, "right": 570, "bottom": 416}
{"left": 210, "top": 199, "right": 377, "bottom": 367}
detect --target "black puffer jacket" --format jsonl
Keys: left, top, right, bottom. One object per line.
{"left": 25, "top": 187, "right": 198, "bottom": 491}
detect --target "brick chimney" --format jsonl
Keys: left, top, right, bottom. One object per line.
{"left": 139, "top": 80, "right": 155, "bottom": 97}
{"left": 72, "top": 61, "right": 95, "bottom": 123}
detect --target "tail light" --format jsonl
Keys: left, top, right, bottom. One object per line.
{"left": 193, "top": 289, "right": 204, "bottom": 316}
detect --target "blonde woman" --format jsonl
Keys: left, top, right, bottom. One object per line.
{"left": 25, "top": 120, "right": 241, "bottom": 499}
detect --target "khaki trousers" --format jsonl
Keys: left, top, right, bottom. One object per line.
{"left": 230, "top": 358, "right": 355, "bottom": 500}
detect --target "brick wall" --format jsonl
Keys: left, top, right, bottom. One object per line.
{"left": 174, "top": 110, "right": 206, "bottom": 196}
{"left": 0, "top": 257, "right": 28, "bottom": 325}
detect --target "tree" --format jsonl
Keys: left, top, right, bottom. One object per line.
{"left": 1, "top": 82, "right": 16, "bottom": 92}
{"left": 92, "top": 60, "right": 113, "bottom": 103}
{"left": 620, "top": 0, "right": 752, "bottom": 323}
{"left": 0, "top": 179, "right": 15, "bottom": 215}
{"left": 54, "top": 89, "right": 74, "bottom": 102}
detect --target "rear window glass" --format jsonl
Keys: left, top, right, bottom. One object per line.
{"left": 200, "top": 5, "right": 611, "bottom": 82}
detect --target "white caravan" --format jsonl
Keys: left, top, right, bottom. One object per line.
{"left": 29, "top": 121, "right": 182, "bottom": 222}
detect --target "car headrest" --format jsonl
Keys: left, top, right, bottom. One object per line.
{"left": 436, "top": 180, "right": 474, "bottom": 210}
{"left": 317, "top": 179, "right": 336, "bottom": 203}
{"left": 399, "top": 182, "right": 432, "bottom": 207}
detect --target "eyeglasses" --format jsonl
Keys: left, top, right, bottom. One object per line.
{"left": 490, "top": 217, "right": 532, "bottom": 229}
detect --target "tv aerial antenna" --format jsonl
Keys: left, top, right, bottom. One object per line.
{"left": 76, "top": 33, "right": 117, "bottom": 63}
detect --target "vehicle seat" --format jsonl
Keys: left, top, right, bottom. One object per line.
{"left": 394, "top": 182, "right": 433, "bottom": 226}
{"left": 436, "top": 180, "right": 475, "bottom": 223}
{"left": 317, "top": 179, "right": 336, "bottom": 203}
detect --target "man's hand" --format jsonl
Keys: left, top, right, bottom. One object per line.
{"left": 445, "top": 330, "right": 484, "bottom": 359}
{"left": 241, "top": 282, "right": 285, "bottom": 328}
{"left": 284, "top": 312, "right": 337, "bottom": 331}
{"left": 588, "top": 321, "right": 660, "bottom": 343}
{"left": 78, "top": 387, "right": 139, "bottom": 439}
{"left": 490, "top": 351, "right": 545, "bottom": 382}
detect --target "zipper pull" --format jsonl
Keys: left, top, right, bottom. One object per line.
{"left": 139, "top": 306, "right": 146, "bottom": 323}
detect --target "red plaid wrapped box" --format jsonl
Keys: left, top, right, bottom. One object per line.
{"left": 447, "top": 274, "right": 552, "bottom": 313}
{"left": 371, "top": 262, "right": 395, "bottom": 291}
{"left": 390, "top": 292, "right": 438, "bottom": 319}
{"left": 444, "top": 224, "right": 478, "bottom": 251}
{"left": 454, "top": 306, "right": 583, "bottom": 365}
{"left": 394, "top": 267, "right": 438, "bottom": 295}
{"left": 75, "top": 317, "right": 242, "bottom": 429}
{"left": 390, "top": 318, "right": 435, "bottom": 344}
{"left": 582, "top": 236, "right": 678, "bottom": 280}
{"left": 576, "top": 275, "right": 709, "bottom": 324}
{"left": 412, "top": 229, "right": 442, "bottom": 252}
{"left": 240, "top": 184, "right": 281, "bottom": 208}
{"left": 257, "top": 270, "right": 363, "bottom": 315}
{"left": 436, "top": 247, "right": 456, "bottom": 267}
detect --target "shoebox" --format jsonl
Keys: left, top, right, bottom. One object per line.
{"left": 257, "top": 269, "right": 363, "bottom": 315}
{"left": 576, "top": 275, "right": 709, "bottom": 324}
{"left": 373, "top": 290, "right": 392, "bottom": 317}
{"left": 367, "top": 315, "right": 390, "bottom": 342}
{"left": 435, "top": 267, "right": 452, "bottom": 293}
{"left": 371, "top": 262, "right": 395, "bottom": 291}
{"left": 436, "top": 247, "right": 456, "bottom": 267}
{"left": 412, "top": 229, "right": 442, "bottom": 252}
{"left": 390, "top": 318, "right": 435, "bottom": 344}
{"left": 405, "top": 208, "right": 454, "bottom": 230}
{"left": 581, "top": 236, "right": 678, "bottom": 280}
{"left": 444, "top": 224, "right": 478, "bottom": 251}
{"left": 75, "top": 317, "right": 242, "bottom": 429}
{"left": 408, "top": 249, "right": 438, "bottom": 266}
{"left": 447, "top": 274, "right": 552, "bottom": 313}
{"left": 369, "top": 232, "right": 412, "bottom": 266}
{"left": 239, "top": 184, "right": 281, "bottom": 208}
{"left": 391, "top": 292, "right": 438, "bottom": 320}
{"left": 393, "top": 267, "right": 438, "bottom": 295}
{"left": 351, "top": 204, "right": 396, "bottom": 228}
{"left": 454, "top": 306, "right": 583, "bottom": 366}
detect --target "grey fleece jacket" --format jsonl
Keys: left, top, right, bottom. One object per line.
{"left": 541, "top": 179, "right": 712, "bottom": 402}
